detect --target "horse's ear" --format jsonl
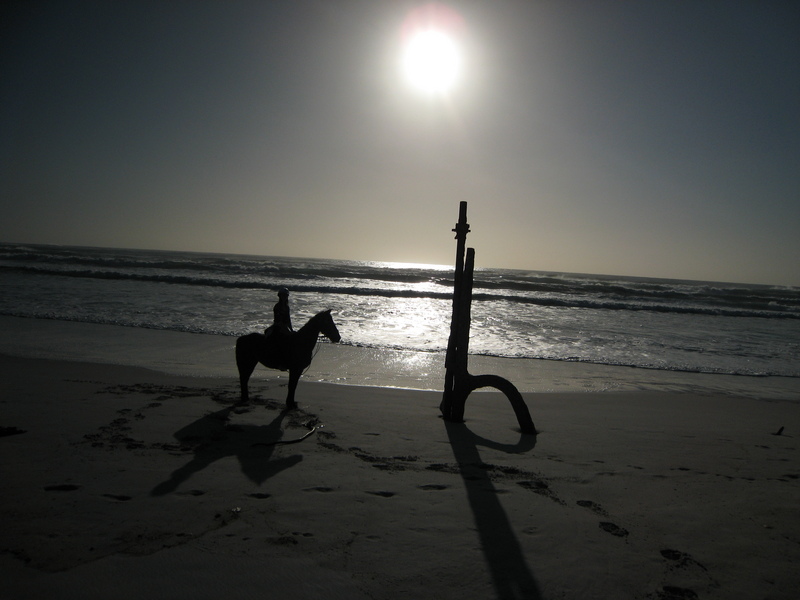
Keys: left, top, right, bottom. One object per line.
{"left": 325, "top": 309, "right": 332, "bottom": 314}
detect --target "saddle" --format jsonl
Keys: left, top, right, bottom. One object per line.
{"left": 262, "top": 325, "right": 294, "bottom": 371}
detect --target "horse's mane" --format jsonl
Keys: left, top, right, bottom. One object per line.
{"left": 299, "top": 309, "right": 332, "bottom": 331}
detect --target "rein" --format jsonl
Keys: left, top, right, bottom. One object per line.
{"left": 298, "top": 313, "right": 335, "bottom": 375}
{"left": 252, "top": 423, "right": 323, "bottom": 447}
{"left": 304, "top": 337, "right": 323, "bottom": 375}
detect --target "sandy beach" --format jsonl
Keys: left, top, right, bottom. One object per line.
{"left": 4, "top": 0, "right": 799, "bottom": 596}
{"left": 1, "top": 319, "right": 799, "bottom": 599}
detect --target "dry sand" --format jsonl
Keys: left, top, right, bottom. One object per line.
{"left": 1, "top": 348, "right": 798, "bottom": 600}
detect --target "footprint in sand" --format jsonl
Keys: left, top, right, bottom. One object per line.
{"left": 657, "top": 585, "right": 699, "bottom": 599}
{"left": 599, "top": 521, "right": 629, "bottom": 538}
{"left": 658, "top": 548, "right": 716, "bottom": 597}
{"left": 418, "top": 484, "right": 448, "bottom": 491}
{"left": 366, "top": 491, "right": 395, "bottom": 498}
{"left": 660, "top": 548, "right": 708, "bottom": 571}
{"left": 577, "top": 499, "right": 609, "bottom": 516}
{"left": 44, "top": 484, "right": 81, "bottom": 492}
{"left": 303, "top": 486, "right": 335, "bottom": 493}
{"left": 102, "top": 494, "right": 132, "bottom": 501}
{"left": 248, "top": 492, "right": 271, "bottom": 499}
{"left": 0, "top": 426, "right": 26, "bottom": 437}
{"left": 517, "top": 479, "right": 549, "bottom": 492}
{"left": 661, "top": 549, "right": 686, "bottom": 561}
{"left": 268, "top": 536, "right": 298, "bottom": 546}
{"left": 516, "top": 479, "right": 566, "bottom": 505}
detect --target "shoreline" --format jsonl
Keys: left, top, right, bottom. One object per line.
{"left": 1, "top": 315, "right": 798, "bottom": 400}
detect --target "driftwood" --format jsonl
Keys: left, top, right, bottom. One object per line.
{"left": 440, "top": 202, "right": 536, "bottom": 434}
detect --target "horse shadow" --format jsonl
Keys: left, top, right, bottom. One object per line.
{"left": 445, "top": 421, "right": 543, "bottom": 600}
{"left": 150, "top": 404, "right": 302, "bottom": 496}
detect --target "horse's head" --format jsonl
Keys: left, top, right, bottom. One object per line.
{"left": 318, "top": 309, "right": 341, "bottom": 343}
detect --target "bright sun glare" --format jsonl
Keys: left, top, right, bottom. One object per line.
{"left": 399, "top": 4, "right": 465, "bottom": 97}
{"left": 402, "top": 29, "right": 462, "bottom": 95}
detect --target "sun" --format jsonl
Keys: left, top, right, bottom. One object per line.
{"left": 399, "top": 4, "right": 465, "bottom": 97}
{"left": 402, "top": 29, "right": 462, "bottom": 95}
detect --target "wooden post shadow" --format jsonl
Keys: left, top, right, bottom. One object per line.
{"left": 440, "top": 202, "right": 536, "bottom": 434}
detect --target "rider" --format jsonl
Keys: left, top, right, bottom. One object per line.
{"left": 266, "top": 287, "right": 293, "bottom": 338}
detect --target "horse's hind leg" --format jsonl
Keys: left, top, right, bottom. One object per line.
{"left": 235, "top": 338, "right": 258, "bottom": 404}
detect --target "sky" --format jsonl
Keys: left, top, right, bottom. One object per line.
{"left": 1, "top": 1, "right": 798, "bottom": 286}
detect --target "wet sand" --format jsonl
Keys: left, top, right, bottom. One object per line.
{"left": 2, "top": 315, "right": 798, "bottom": 399}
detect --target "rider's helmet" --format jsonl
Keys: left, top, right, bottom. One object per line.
{"left": 278, "top": 287, "right": 289, "bottom": 298}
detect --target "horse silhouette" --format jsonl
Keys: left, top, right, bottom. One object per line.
{"left": 236, "top": 309, "right": 341, "bottom": 407}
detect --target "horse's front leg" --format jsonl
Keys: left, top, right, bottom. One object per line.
{"left": 285, "top": 369, "right": 301, "bottom": 409}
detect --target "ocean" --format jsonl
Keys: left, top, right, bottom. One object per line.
{"left": 1, "top": 243, "right": 798, "bottom": 382}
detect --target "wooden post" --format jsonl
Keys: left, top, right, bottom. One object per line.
{"left": 440, "top": 203, "right": 536, "bottom": 434}
{"left": 441, "top": 201, "right": 470, "bottom": 416}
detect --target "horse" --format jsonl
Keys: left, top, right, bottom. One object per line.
{"left": 235, "top": 309, "right": 341, "bottom": 407}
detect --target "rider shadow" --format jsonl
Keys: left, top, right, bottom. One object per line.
{"left": 444, "top": 421, "right": 543, "bottom": 600}
{"left": 151, "top": 405, "right": 302, "bottom": 496}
